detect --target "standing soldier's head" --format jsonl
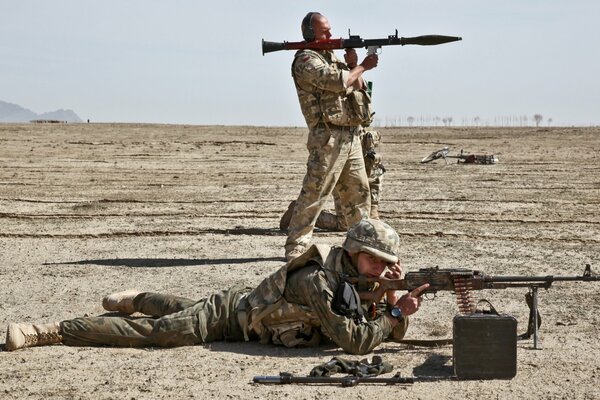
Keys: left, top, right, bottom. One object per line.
{"left": 301, "top": 12, "right": 331, "bottom": 41}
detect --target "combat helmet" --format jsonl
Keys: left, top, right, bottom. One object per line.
{"left": 342, "top": 218, "right": 400, "bottom": 264}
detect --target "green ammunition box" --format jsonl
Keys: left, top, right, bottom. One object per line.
{"left": 453, "top": 312, "right": 517, "bottom": 379}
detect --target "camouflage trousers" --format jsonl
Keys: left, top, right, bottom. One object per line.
{"left": 319, "top": 142, "right": 384, "bottom": 230}
{"left": 281, "top": 128, "right": 383, "bottom": 233}
{"left": 60, "top": 288, "right": 250, "bottom": 348}
{"left": 285, "top": 124, "right": 370, "bottom": 255}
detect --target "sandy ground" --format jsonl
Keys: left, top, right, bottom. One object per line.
{"left": 0, "top": 123, "right": 599, "bottom": 399}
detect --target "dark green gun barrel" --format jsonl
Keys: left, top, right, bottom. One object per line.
{"left": 398, "top": 35, "right": 462, "bottom": 46}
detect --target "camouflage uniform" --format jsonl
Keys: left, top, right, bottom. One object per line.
{"left": 60, "top": 289, "right": 249, "bottom": 347}
{"left": 57, "top": 220, "right": 408, "bottom": 355}
{"left": 285, "top": 48, "right": 372, "bottom": 258}
{"left": 281, "top": 127, "right": 385, "bottom": 232}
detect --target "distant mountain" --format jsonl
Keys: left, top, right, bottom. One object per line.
{"left": 0, "top": 101, "right": 37, "bottom": 122}
{"left": 0, "top": 100, "right": 82, "bottom": 123}
{"left": 38, "top": 109, "right": 82, "bottom": 123}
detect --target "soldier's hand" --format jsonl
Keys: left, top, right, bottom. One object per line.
{"left": 395, "top": 283, "right": 429, "bottom": 316}
{"left": 384, "top": 263, "right": 402, "bottom": 280}
{"left": 385, "top": 263, "right": 403, "bottom": 305}
{"left": 360, "top": 54, "right": 378, "bottom": 70}
{"left": 344, "top": 48, "right": 358, "bottom": 68}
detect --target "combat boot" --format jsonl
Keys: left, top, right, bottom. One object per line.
{"left": 102, "top": 289, "right": 141, "bottom": 314}
{"left": 279, "top": 200, "right": 296, "bottom": 232}
{"left": 315, "top": 211, "right": 347, "bottom": 232}
{"left": 5, "top": 322, "right": 62, "bottom": 351}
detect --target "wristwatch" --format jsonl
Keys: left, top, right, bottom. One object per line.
{"left": 389, "top": 306, "right": 404, "bottom": 322}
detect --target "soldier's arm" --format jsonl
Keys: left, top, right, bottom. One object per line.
{"left": 344, "top": 54, "right": 378, "bottom": 89}
{"left": 293, "top": 52, "right": 350, "bottom": 93}
{"left": 286, "top": 266, "right": 395, "bottom": 355}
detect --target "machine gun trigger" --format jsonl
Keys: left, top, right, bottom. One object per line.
{"left": 422, "top": 292, "right": 437, "bottom": 300}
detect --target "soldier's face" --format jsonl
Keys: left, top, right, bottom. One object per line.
{"left": 312, "top": 16, "right": 332, "bottom": 40}
{"left": 357, "top": 252, "right": 392, "bottom": 278}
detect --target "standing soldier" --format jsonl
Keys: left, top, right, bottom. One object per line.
{"left": 284, "top": 12, "right": 379, "bottom": 261}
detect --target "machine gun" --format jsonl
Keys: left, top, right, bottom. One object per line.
{"left": 262, "top": 30, "right": 461, "bottom": 55}
{"left": 421, "top": 146, "right": 498, "bottom": 164}
{"left": 346, "top": 265, "right": 599, "bottom": 349}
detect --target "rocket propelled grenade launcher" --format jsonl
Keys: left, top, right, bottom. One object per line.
{"left": 262, "top": 30, "right": 462, "bottom": 55}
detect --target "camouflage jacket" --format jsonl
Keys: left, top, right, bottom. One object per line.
{"left": 244, "top": 244, "right": 399, "bottom": 355}
{"left": 292, "top": 49, "right": 362, "bottom": 129}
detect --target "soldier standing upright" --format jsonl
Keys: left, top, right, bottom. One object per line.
{"left": 284, "top": 12, "right": 379, "bottom": 261}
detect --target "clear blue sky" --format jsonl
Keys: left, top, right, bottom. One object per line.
{"left": 1, "top": 1, "right": 599, "bottom": 126}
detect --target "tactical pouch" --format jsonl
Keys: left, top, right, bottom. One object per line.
{"left": 453, "top": 302, "right": 517, "bottom": 379}
{"left": 332, "top": 281, "right": 364, "bottom": 323}
{"left": 266, "top": 321, "right": 321, "bottom": 348}
{"left": 348, "top": 89, "right": 374, "bottom": 126}
{"left": 253, "top": 299, "right": 322, "bottom": 348}
{"left": 323, "top": 89, "right": 373, "bottom": 127}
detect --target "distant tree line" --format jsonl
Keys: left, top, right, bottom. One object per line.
{"left": 372, "top": 114, "right": 553, "bottom": 127}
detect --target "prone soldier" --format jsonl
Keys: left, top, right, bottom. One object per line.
{"left": 5, "top": 219, "right": 428, "bottom": 355}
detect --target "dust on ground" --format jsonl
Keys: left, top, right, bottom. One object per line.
{"left": 1, "top": 123, "right": 599, "bottom": 399}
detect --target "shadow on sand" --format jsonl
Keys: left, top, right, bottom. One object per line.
{"left": 43, "top": 256, "right": 285, "bottom": 268}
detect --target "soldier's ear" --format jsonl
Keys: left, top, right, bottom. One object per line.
{"left": 301, "top": 12, "right": 321, "bottom": 41}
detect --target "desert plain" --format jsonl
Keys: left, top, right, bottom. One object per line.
{"left": 0, "top": 123, "right": 599, "bottom": 399}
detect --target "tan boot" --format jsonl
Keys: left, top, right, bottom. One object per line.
{"left": 5, "top": 322, "right": 62, "bottom": 351}
{"left": 279, "top": 200, "right": 296, "bottom": 232}
{"left": 102, "top": 289, "right": 141, "bottom": 314}
{"left": 315, "top": 210, "right": 347, "bottom": 232}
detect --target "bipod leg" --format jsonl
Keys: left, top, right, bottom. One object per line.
{"left": 531, "top": 287, "right": 540, "bottom": 349}
{"left": 518, "top": 286, "right": 543, "bottom": 349}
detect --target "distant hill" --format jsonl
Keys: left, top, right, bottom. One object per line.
{"left": 0, "top": 100, "right": 82, "bottom": 123}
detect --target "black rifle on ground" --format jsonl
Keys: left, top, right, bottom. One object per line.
{"left": 346, "top": 264, "right": 599, "bottom": 349}
{"left": 253, "top": 372, "right": 455, "bottom": 387}
{"left": 262, "top": 30, "right": 461, "bottom": 55}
